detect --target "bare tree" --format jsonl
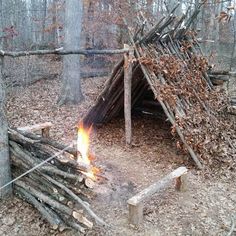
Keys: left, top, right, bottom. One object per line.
{"left": 58, "top": 0, "right": 83, "bottom": 105}
{"left": 0, "top": 57, "right": 12, "bottom": 198}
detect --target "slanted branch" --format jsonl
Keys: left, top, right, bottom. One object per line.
{"left": 8, "top": 127, "right": 106, "bottom": 232}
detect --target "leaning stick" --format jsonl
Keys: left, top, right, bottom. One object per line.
{"left": 15, "top": 180, "right": 93, "bottom": 229}
{"left": 15, "top": 186, "right": 63, "bottom": 230}
{"left": 41, "top": 173, "right": 107, "bottom": 226}
{"left": 10, "top": 141, "right": 84, "bottom": 182}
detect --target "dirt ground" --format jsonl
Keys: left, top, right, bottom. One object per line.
{"left": 0, "top": 77, "right": 235, "bottom": 236}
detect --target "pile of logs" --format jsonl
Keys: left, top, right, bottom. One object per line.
{"left": 8, "top": 128, "right": 106, "bottom": 233}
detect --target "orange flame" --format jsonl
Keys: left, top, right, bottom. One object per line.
{"left": 77, "top": 124, "right": 96, "bottom": 180}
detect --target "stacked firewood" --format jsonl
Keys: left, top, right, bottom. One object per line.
{"left": 8, "top": 128, "right": 106, "bottom": 233}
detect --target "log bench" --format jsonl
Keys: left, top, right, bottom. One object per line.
{"left": 18, "top": 122, "right": 53, "bottom": 138}
{"left": 127, "top": 166, "right": 188, "bottom": 226}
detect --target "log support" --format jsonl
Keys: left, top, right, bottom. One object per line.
{"left": 127, "top": 167, "right": 188, "bottom": 226}
{"left": 175, "top": 174, "right": 188, "bottom": 192}
{"left": 124, "top": 45, "right": 133, "bottom": 145}
{"left": 128, "top": 202, "right": 144, "bottom": 226}
{"left": 18, "top": 122, "right": 52, "bottom": 138}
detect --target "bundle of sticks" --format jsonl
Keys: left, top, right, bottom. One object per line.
{"left": 8, "top": 128, "right": 106, "bottom": 233}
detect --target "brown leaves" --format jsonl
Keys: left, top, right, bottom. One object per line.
{"left": 140, "top": 45, "right": 235, "bottom": 171}
{"left": 216, "top": 11, "right": 232, "bottom": 23}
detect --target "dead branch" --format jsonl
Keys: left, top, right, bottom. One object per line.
{"left": 9, "top": 128, "right": 106, "bottom": 232}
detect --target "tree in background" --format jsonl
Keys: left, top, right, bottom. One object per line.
{"left": 58, "top": 0, "right": 83, "bottom": 105}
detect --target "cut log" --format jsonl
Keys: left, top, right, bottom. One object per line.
{"left": 41, "top": 174, "right": 106, "bottom": 226}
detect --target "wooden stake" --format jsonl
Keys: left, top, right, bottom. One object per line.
{"left": 128, "top": 202, "right": 144, "bottom": 226}
{"left": 175, "top": 174, "right": 188, "bottom": 192}
{"left": 124, "top": 44, "right": 133, "bottom": 145}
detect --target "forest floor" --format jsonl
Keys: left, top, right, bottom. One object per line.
{"left": 0, "top": 77, "right": 235, "bottom": 236}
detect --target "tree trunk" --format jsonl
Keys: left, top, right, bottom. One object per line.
{"left": 52, "top": 0, "right": 58, "bottom": 47}
{"left": 42, "top": 0, "right": 47, "bottom": 44}
{"left": 58, "top": 0, "right": 83, "bottom": 105}
{"left": 0, "top": 56, "right": 12, "bottom": 198}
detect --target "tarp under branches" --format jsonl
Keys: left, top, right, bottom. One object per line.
{"left": 83, "top": 3, "right": 236, "bottom": 170}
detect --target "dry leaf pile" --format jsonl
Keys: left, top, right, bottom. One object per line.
{"left": 141, "top": 48, "right": 235, "bottom": 170}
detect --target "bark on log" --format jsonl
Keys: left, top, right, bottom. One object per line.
{"left": 0, "top": 48, "right": 129, "bottom": 58}
{"left": 41, "top": 173, "right": 106, "bottom": 226}
{"left": 15, "top": 180, "right": 93, "bottom": 229}
{"left": 124, "top": 44, "right": 133, "bottom": 145}
{"left": 15, "top": 186, "right": 63, "bottom": 229}
{"left": 9, "top": 141, "right": 84, "bottom": 182}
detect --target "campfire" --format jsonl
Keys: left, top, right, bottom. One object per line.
{"left": 8, "top": 124, "right": 106, "bottom": 232}
{"left": 76, "top": 124, "right": 98, "bottom": 181}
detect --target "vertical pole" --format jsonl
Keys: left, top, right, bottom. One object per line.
{"left": 128, "top": 203, "right": 144, "bottom": 225}
{"left": 0, "top": 55, "right": 12, "bottom": 198}
{"left": 124, "top": 44, "right": 133, "bottom": 145}
{"left": 228, "top": 71, "right": 236, "bottom": 103}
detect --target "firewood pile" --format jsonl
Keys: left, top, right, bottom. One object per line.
{"left": 84, "top": 2, "right": 236, "bottom": 170}
{"left": 8, "top": 128, "right": 106, "bottom": 233}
